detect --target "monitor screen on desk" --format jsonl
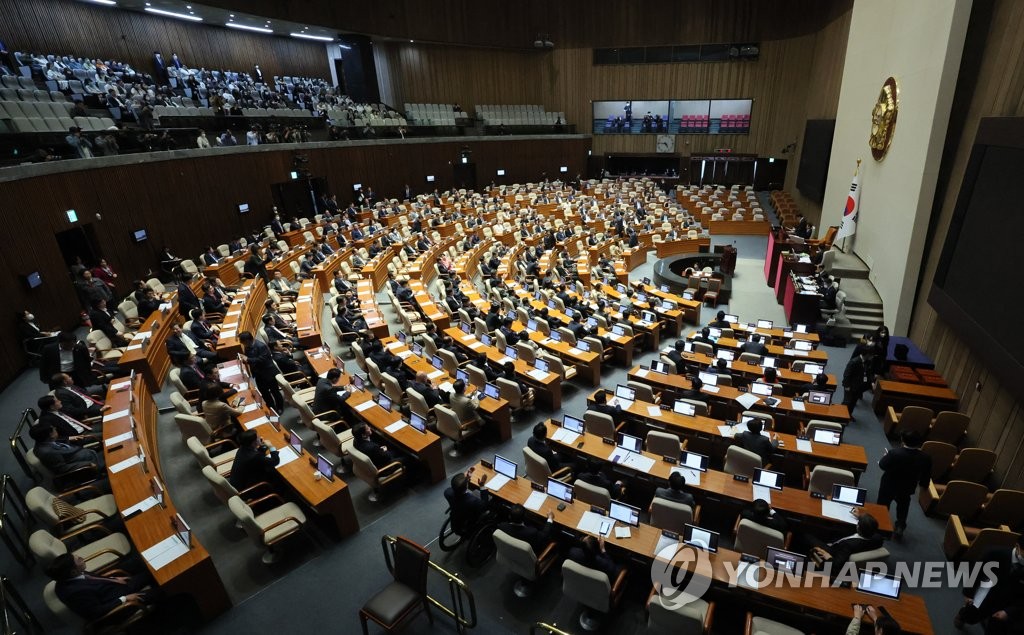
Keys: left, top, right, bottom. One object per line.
{"left": 750, "top": 382, "right": 773, "bottom": 396}
{"left": 661, "top": 300, "right": 675, "bottom": 310}
{"left": 698, "top": 371, "right": 718, "bottom": 386}
{"left": 377, "top": 394, "right": 392, "bottom": 412}
{"left": 680, "top": 451, "right": 708, "bottom": 472}
{"left": 812, "top": 428, "right": 841, "bottom": 445}
{"left": 766, "top": 547, "right": 805, "bottom": 573}
{"left": 494, "top": 454, "right": 517, "bottom": 480}
{"left": 456, "top": 369, "right": 469, "bottom": 384}
{"left": 682, "top": 291, "right": 694, "bottom": 300}
{"left": 753, "top": 468, "right": 784, "bottom": 490}
{"left": 484, "top": 383, "right": 501, "bottom": 400}
{"left": 616, "top": 432, "right": 642, "bottom": 453}
{"left": 615, "top": 385, "right": 636, "bottom": 403}
{"left": 724, "top": 313, "right": 739, "bottom": 323}
{"left": 534, "top": 358, "right": 549, "bottom": 373}
{"left": 505, "top": 346, "right": 518, "bottom": 359}
{"left": 586, "top": 316, "right": 599, "bottom": 329}
{"left": 612, "top": 325, "right": 626, "bottom": 337}
{"left": 409, "top": 412, "right": 427, "bottom": 433}
{"left": 857, "top": 571, "right": 902, "bottom": 599}
{"left": 547, "top": 478, "right": 573, "bottom": 503}
{"left": 757, "top": 319, "right": 774, "bottom": 329}
{"left": 563, "top": 415, "right": 584, "bottom": 433}
{"left": 480, "top": 334, "right": 492, "bottom": 346}
{"left": 683, "top": 524, "right": 719, "bottom": 553}
{"left": 576, "top": 340, "right": 591, "bottom": 352}
{"left": 551, "top": 330, "right": 562, "bottom": 343}
{"left": 431, "top": 355, "right": 444, "bottom": 370}
{"left": 527, "top": 319, "right": 538, "bottom": 331}
{"left": 411, "top": 342, "right": 424, "bottom": 356}
{"left": 609, "top": 501, "right": 640, "bottom": 527}
{"left": 397, "top": 330, "right": 407, "bottom": 343}
{"left": 661, "top": 284, "right": 670, "bottom": 292}
{"left": 708, "top": 327, "right": 722, "bottom": 339}
{"left": 715, "top": 349, "right": 735, "bottom": 361}
{"left": 741, "top": 414, "right": 770, "bottom": 428}
{"left": 832, "top": 484, "right": 867, "bottom": 507}
{"left": 808, "top": 389, "right": 833, "bottom": 405}
{"left": 792, "top": 340, "right": 814, "bottom": 351}
{"left": 316, "top": 454, "right": 335, "bottom": 481}
{"left": 352, "top": 375, "right": 365, "bottom": 392}
{"left": 642, "top": 311, "right": 657, "bottom": 323}
{"left": 796, "top": 324, "right": 808, "bottom": 333}
{"left": 760, "top": 356, "right": 777, "bottom": 368}
{"left": 637, "top": 293, "right": 648, "bottom": 303}
{"left": 460, "top": 322, "right": 471, "bottom": 334}
{"left": 673, "top": 400, "right": 696, "bottom": 416}
{"left": 650, "top": 360, "right": 671, "bottom": 374}
{"left": 616, "top": 283, "right": 627, "bottom": 293}
{"left": 802, "top": 363, "right": 825, "bottom": 376}
{"left": 288, "top": 430, "right": 303, "bottom": 455}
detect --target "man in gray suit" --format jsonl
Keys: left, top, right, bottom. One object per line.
{"left": 449, "top": 379, "right": 481, "bottom": 425}
{"left": 29, "top": 424, "right": 103, "bottom": 474}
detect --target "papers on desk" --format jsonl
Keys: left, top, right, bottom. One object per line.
{"left": 527, "top": 369, "right": 550, "bottom": 381}
{"left": 608, "top": 447, "right": 656, "bottom": 473}
{"left": 158, "top": 302, "right": 173, "bottom": 312}
{"left": 484, "top": 474, "right": 511, "bottom": 492}
{"left": 142, "top": 534, "right": 190, "bottom": 571}
{"left": 614, "top": 526, "right": 632, "bottom": 539}
{"left": 567, "top": 347, "right": 584, "bottom": 356}
{"left": 717, "top": 425, "right": 737, "bottom": 438}
{"left": 469, "top": 342, "right": 485, "bottom": 350}
{"left": 396, "top": 350, "right": 413, "bottom": 359}
{"left": 104, "top": 431, "right": 134, "bottom": 447}
{"left": 460, "top": 335, "right": 475, "bottom": 342}
{"left": 552, "top": 428, "right": 580, "bottom": 445}
{"left": 577, "top": 510, "right": 611, "bottom": 536}
{"left": 796, "top": 439, "right": 813, "bottom": 453}
{"left": 220, "top": 365, "right": 241, "bottom": 378}
{"left": 354, "top": 400, "right": 376, "bottom": 412}
{"left": 243, "top": 416, "right": 269, "bottom": 430}
{"left": 219, "top": 330, "right": 237, "bottom": 339}
{"left": 241, "top": 403, "right": 261, "bottom": 413}
{"left": 103, "top": 409, "right": 130, "bottom": 422}
{"left": 752, "top": 484, "right": 773, "bottom": 505}
{"left": 438, "top": 381, "right": 453, "bottom": 392}
{"left": 428, "top": 370, "right": 445, "bottom": 380}
{"left": 798, "top": 290, "right": 821, "bottom": 296}
{"left": 429, "top": 313, "right": 444, "bottom": 320}
{"left": 703, "top": 385, "right": 721, "bottom": 394}
{"left": 110, "top": 454, "right": 143, "bottom": 473}
{"left": 497, "top": 356, "right": 513, "bottom": 365}
{"left": 634, "top": 368, "right": 649, "bottom": 378}
{"left": 234, "top": 382, "right": 249, "bottom": 391}
{"left": 385, "top": 420, "right": 408, "bottom": 434}
{"left": 127, "top": 344, "right": 143, "bottom": 351}
{"left": 790, "top": 400, "right": 806, "bottom": 412}
{"left": 654, "top": 533, "right": 682, "bottom": 558}
{"left": 647, "top": 406, "right": 663, "bottom": 417}
{"left": 121, "top": 495, "right": 159, "bottom": 518}
{"left": 275, "top": 445, "right": 300, "bottom": 467}
{"left": 386, "top": 341, "right": 403, "bottom": 350}
{"left": 226, "top": 310, "right": 242, "bottom": 317}
{"left": 671, "top": 467, "right": 702, "bottom": 486}
{"left": 111, "top": 379, "right": 132, "bottom": 391}
{"left": 132, "top": 331, "right": 150, "bottom": 341}
{"left": 524, "top": 490, "right": 546, "bottom": 512}
{"left": 735, "top": 393, "right": 761, "bottom": 409}
{"left": 791, "top": 349, "right": 809, "bottom": 357}
{"left": 820, "top": 500, "right": 859, "bottom": 524}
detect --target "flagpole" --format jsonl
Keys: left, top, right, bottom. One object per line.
{"left": 840, "top": 159, "right": 861, "bottom": 253}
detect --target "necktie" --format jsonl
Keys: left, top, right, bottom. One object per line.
{"left": 193, "top": 364, "right": 205, "bottom": 379}
{"left": 59, "top": 412, "right": 91, "bottom": 432}
{"left": 71, "top": 387, "right": 101, "bottom": 405}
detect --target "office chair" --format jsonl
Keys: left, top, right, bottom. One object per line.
{"left": 359, "top": 536, "right": 433, "bottom": 634}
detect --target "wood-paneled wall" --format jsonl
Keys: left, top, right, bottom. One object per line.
{"left": 0, "top": 0, "right": 329, "bottom": 80}
{"left": 910, "top": 0, "right": 1024, "bottom": 489}
{"left": 0, "top": 137, "right": 588, "bottom": 388}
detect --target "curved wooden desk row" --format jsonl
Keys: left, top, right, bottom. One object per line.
{"left": 214, "top": 278, "right": 267, "bottom": 357}
{"left": 469, "top": 463, "right": 931, "bottom": 635}
{"left": 654, "top": 348, "right": 840, "bottom": 394}
{"left": 355, "top": 279, "right": 390, "bottom": 339}
{"left": 685, "top": 333, "right": 829, "bottom": 368}
{"left": 293, "top": 279, "right": 324, "bottom": 350}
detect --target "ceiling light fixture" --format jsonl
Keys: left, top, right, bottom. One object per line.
{"left": 227, "top": 22, "right": 273, "bottom": 33}
{"left": 84, "top": 0, "right": 117, "bottom": 5}
{"left": 291, "top": 32, "right": 333, "bottom": 42}
{"left": 145, "top": 7, "right": 202, "bottom": 21}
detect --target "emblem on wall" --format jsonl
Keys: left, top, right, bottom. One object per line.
{"left": 869, "top": 76, "right": 899, "bottom": 160}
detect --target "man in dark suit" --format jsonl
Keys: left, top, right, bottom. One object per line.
{"left": 842, "top": 350, "right": 872, "bottom": 413}
{"left": 202, "top": 246, "right": 220, "bottom": 266}
{"left": 733, "top": 418, "right": 779, "bottom": 465}
{"left": 808, "top": 512, "right": 883, "bottom": 574}
{"left": 567, "top": 535, "right": 622, "bottom": 581}
{"left": 955, "top": 535, "right": 1024, "bottom": 632}
{"left": 37, "top": 393, "right": 99, "bottom": 442}
{"left": 49, "top": 373, "right": 104, "bottom": 420}
{"left": 230, "top": 430, "right": 280, "bottom": 492}
{"left": 29, "top": 424, "right": 102, "bottom": 474}
{"left": 877, "top": 431, "right": 932, "bottom": 539}
{"left": 167, "top": 324, "right": 217, "bottom": 364}
{"left": 739, "top": 498, "right": 789, "bottom": 535}
{"left": 527, "top": 423, "right": 565, "bottom": 471}
{"left": 313, "top": 368, "right": 350, "bottom": 416}
{"left": 484, "top": 304, "right": 503, "bottom": 332}
{"left": 652, "top": 471, "right": 695, "bottom": 507}
{"left": 444, "top": 468, "right": 487, "bottom": 533}
{"left": 270, "top": 214, "right": 285, "bottom": 236}
{"left": 693, "top": 327, "right": 717, "bottom": 354}
{"left": 39, "top": 332, "right": 95, "bottom": 389}
{"left": 592, "top": 390, "right": 626, "bottom": 428}
{"left": 741, "top": 333, "right": 768, "bottom": 356}
{"left": 46, "top": 553, "right": 153, "bottom": 621}
{"left": 239, "top": 331, "right": 285, "bottom": 412}
{"left": 189, "top": 309, "right": 218, "bottom": 345}
{"left": 496, "top": 504, "right": 555, "bottom": 553}
{"left": 666, "top": 339, "right": 687, "bottom": 374}
{"left": 396, "top": 280, "right": 415, "bottom": 304}
{"left": 410, "top": 372, "right": 446, "bottom": 408}
{"left": 176, "top": 277, "right": 201, "bottom": 315}
{"left": 678, "top": 375, "right": 708, "bottom": 405}
{"left": 88, "top": 299, "right": 127, "bottom": 346}
{"left": 352, "top": 422, "right": 402, "bottom": 469}
{"left": 709, "top": 310, "right": 731, "bottom": 328}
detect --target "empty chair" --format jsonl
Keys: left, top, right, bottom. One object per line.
{"left": 744, "top": 613, "right": 807, "bottom": 635}
{"left": 492, "top": 528, "right": 559, "bottom": 597}
{"left": 804, "top": 465, "right": 855, "bottom": 496}
{"left": 920, "top": 480, "right": 989, "bottom": 517}
{"left": 359, "top": 536, "right": 433, "bottom": 634}
{"left": 561, "top": 558, "right": 628, "bottom": 631}
{"left": 946, "top": 448, "right": 997, "bottom": 484}
{"left": 583, "top": 410, "right": 620, "bottom": 439}
{"left": 884, "top": 405, "right": 933, "bottom": 437}
{"left": 928, "top": 411, "right": 970, "bottom": 445}
{"left": 627, "top": 380, "right": 659, "bottom": 404}
{"left": 646, "top": 430, "right": 683, "bottom": 458}
{"left": 733, "top": 518, "right": 788, "bottom": 557}
{"left": 435, "top": 404, "right": 481, "bottom": 458}
{"left": 922, "top": 441, "right": 958, "bottom": 482}
{"left": 649, "top": 498, "right": 697, "bottom": 534}
{"left": 723, "top": 445, "right": 763, "bottom": 478}
{"left": 646, "top": 587, "right": 714, "bottom": 634}
{"left": 25, "top": 485, "right": 117, "bottom": 532}
{"left": 573, "top": 479, "right": 611, "bottom": 510}
{"left": 943, "top": 514, "right": 1021, "bottom": 561}
{"left": 975, "top": 489, "right": 1024, "bottom": 529}
{"left": 228, "top": 495, "right": 308, "bottom": 564}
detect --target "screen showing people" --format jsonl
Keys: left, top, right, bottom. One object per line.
{"left": 593, "top": 99, "right": 752, "bottom": 135}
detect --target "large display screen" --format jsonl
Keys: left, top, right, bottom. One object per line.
{"left": 593, "top": 99, "right": 751, "bottom": 135}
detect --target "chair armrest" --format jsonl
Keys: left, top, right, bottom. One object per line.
{"left": 610, "top": 568, "right": 628, "bottom": 604}
{"left": 314, "top": 409, "right": 343, "bottom": 422}
{"left": 732, "top": 515, "right": 742, "bottom": 535}
{"left": 53, "top": 465, "right": 101, "bottom": 493}
{"left": 81, "top": 547, "right": 129, "bottom": 566}
{"left": 693, "top": 504, "right": 702, "bottom": 525}
{"left": 205, "top": 438, "right": 238, "bottom": 454}
{"left": 247, "top": 493, "right": 287, "bottom": 509}
{"left": 60, "top": 522, "right": 112, "bottom": 542}
{"left": 378, "top": 461, "right": 405, "bottom": 478}
{"left": 260, "top": 516, "right": 304, "bottom": 544}
{"left": 802, "top": 464, "right": 811, "bottom": 489}
{"left": 59, "top": 483, "right": 105, "bottom": 500}
{"left": 283, "top": 371, "right": 311, "bottom": 387}
{"left": 238, "top": 481, "right": 276, "bottom": 500}
{"left": 703, "top": 601, "right": 715, "bottom": 634}
{"left": 551, "top": 466, "right": 573, "bottom": 481}
{"left": 783, "top": 531, "right": 793, "bottom": 550}
{"left": 535, "top": 540, "right": 559, "bottom": 575}
{"left": 90, "top": 596, "right": 150, "bottom": 631}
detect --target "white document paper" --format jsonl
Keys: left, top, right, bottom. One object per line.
{"left": 109, "top": 455, "right": 142, "bottom": 473}
{"left": 385, "top": 420, "right": 408, "bottom": 434}
{"left": 460, "top": 335, "right": 475, "bottom": 342}
{"left": 717, "top": 425, "right": 737, "bottom": 438}
{"left": 752, "top": 484, "right": 773, "bottom": 504}
{"left": 226, "top": 310, "right": 242, "bottom": 317}
{"left": 242, "top": 403, "right": 261, "bottom": 413}
{"left": 121, "top": 495, "right": 160, "bottom": 518}
{"left": 577, "top": 511, "right": 610, "bottom": 536}
{"left": 791, "top": 349, "right": 809, "bottom": 357}
{"left": 484, "top": 474, "right": 511, "bottom": 492}
{"left": 614, "top": 526, "right": 632, "bottom": 539}
{"left": 703, "top": 385, "right": 721, "bottom": 394}
{"left": 735, "top": 393, "right": 761, "bottom": 409}
{"left": 635, "top": 368, "right": 649, "bottom": 378}
{"left": 396, "top": 350, "right": 413, "bottom": 359}
{"left": 354, "top": 400, "right": 376, "bottom": 412}
{"left": 654, "top": 533, "right": 682, "bottom": 558}
{"left": 790, "top": 400, "right": 806, "bottom": 412}
{"left": 243, "top": 416, "right": 269, "bottom": 430}
{"left": 103, "top": 409, "right": 130, "bottom": 422}
{"left": 111, "top": 379, "right": 132, "bottom": 390}
{"left": 127, "top": 344, "right": 143, "bottom": 351}
{"left": 386, "top": 341, "right": 403, "bottom": 350}
{"left": 142, "top": 534, "right": 190, "bottom": 570}
{"left": 275, "top": 445, "right": 300, "bottom": 467}
{"left": 496, "top": 356, "right": 513, "bottom": 365}
{"left": 524, "top": 490, "right": 546, "bottom": 511}
{"left": 219, "top": 330, "right": 237, "bottom": 339}
{"left": 104, "top": 431, "right": 134, "bottom": 447}
{"left": 428, "top": 370, "right": 445, "bottom": 380}
{"left": 551, "top": 428, "right": 580, "bottom": 445}
{"left": 796, "top": 439, "right": 813, "bottom": 452}
{"left": 820, "top": 500, "right": 859, "bottom": 524}
{"left": 567, "top": 347, "right": 583, "bottom": 356}
{"left": 647, "top": 406, "right": 663, "bottom": 417}
{"left": 469, "top": 342, "right": 485, "bottom": 350}
{"left": 527, "top": 369, "right": 550, "bottom": 381}
{"left": 220, "top": 367, "right": 241, "bottom": 379}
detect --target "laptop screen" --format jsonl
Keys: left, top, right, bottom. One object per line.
{"left": 760, "top": 356, "right": 777, "bottom": 368}
{"left": 576, "top": 340, "right": 591, "bottom": 352}
{"left": 753, "top": 468, "right": 784, "bottom": 490}
{"left": 527, "top": 319, "right": 538, "bottom": 331}
{"left": 409, "top": 412, "right": 427, "bottom": 433}
{"left": 562, "top": 415, "right": 584, "bottom": 434}
{"left": 812, "top": 428, "right": 841, "bottom": 445}
{"left": 316, "top": 454, "right": 334, "bottom": 481}
{"left": 609, "top": 501, "right": 640, "bottom": 528}
{"left": 617, "top": 432, "right": 642, "bottom": 453}
{"left": 397, "top": 330, "right": 407, "bottom": 343}
{"left": 431, "top": 355, "right": 444, "bottom": 370}
{"left": 550, "top": 330, "right": 562, "bottom": 342}
{"left": 751, "top": 382, "right": 773, "bottom": 396}
{"left": 756, "top": 319, "right": 773, "bottom": 329}
{"left": 741, "top": 414, "right": 770, "bottom": 428}
{"left": 698, "top": 371, "right": 718, "bottom": 386}
{"left": 616, "top": 284, "right": 627, "bottom": 293}
{"left": 615, "top": 385, "right": 636, "bottom": 402}
{"left": 494, "top": 454, "right": 517, "bottom": 480}
{"left": 708, "top": 327, "right": 722, "bottom": 339}
{"left": 661, "top": 284, "right": 670, "bottom": 292}
{"left": 673, "top": 400, "right": 696, "bottom": 416}
{"left": 377, "top": 394, "right": 392, "bottom": 412}
{"left": 505, "top": 346, "right": 518, "bottom": 359}
{"left": 832, "top": 484, "right": 867, "bottom": 507}
{"left": 858, "top": 571, "right": 902, "bottom": 599}
{"left": 637, "top": 293, "right": 647, "bottom": 303}
{"left": 793, "top": 340, "right": 813, "bottom": 351}
{"left": 661, "top": 301, "right": 675, "bottom": 310}
{"left": 802, "top": 363, "right": 825, "bottom": 376}
{"left": 460, "top": 322, "right": 471, "bottom": 334}
{"left": 534, "top": 358, "right": 549, "bottom": 372}
{"left": 682, "top": 291, "right": 694, "bottom": 300}
{"left": 796, "top": 324, "right": 808, "bottom": 333}
{"left": 586, "top": 317, "right": 598, "bottom": 329}
{"left": 650, "top": 360, "right": 670, "bottom": 374}
{"left": 715, "top": 349, "right": 735, "bottom": 361}
{"left": 547, "top": 299, "right": 557, "bottom": 310}
{"left": 480, "top": 333, "right": 492, "bottom": 346}
{"left": 352, "top": 375, "right": 365, "bottom": 391}
{"left": 411, "top": 342, "right": 424, "bottom": 356}
{"left": 547, "top": 478, "right": 573, "bottom": 503}
{"left": 683, "top": 524, "right": 720, "bottom": 553}
{"left": 680, "top": 451, "right": 708, "bottom": 472}
{"left": 642, "top": 311, "right": 657, "bottom": 323}
{"left": 456, "top": 369, "right": 469, "bottom": 384}
{"left": 288, "top": 430, "right": 303, "bottom": 455}
{"left": 612, "top": 325, "right": 625, "bottom": 336}
{"left": 724, "top": 313, "right": 739, "bottom": 323}
{"left": 484, "top": 383, "right": 501, "bottom": 400}
{"left": 808, "top": 390, "right": 833, "bottom": 405}
{"left": 766, "top": 547, "right": 805, "bottom": 573}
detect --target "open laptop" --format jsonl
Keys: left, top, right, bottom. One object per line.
{"left": 716, "top": 348, "right": 735, "bottom": 362}
{"left": 682, "top": 291, "right": 694, "bottom": 300}
{"left": 550, "top": 330, "right": 562, "bottom": 343}
{"left": 505, "top": 345, "right": 518, "bottom": 359}
{"left": 609, "top": 501, "right": 640, "bottom": 528}
{"left": 586, "top": 317, "right": 599, "bottom": 330}
{"left": 697, "top": 371, "right": 719, "bottom": 386}
{"left": 534, "top": 358, "right": 550, "bottom": 373}
{"left": 766, "top": 547, "right": 806, "bottom": 574}
{"left": 683, "top": 524, "right": 720, "bottom": 553}
{"left": 792, "top": 340, "right": 814, "bottom": 351}
{"left": 316, "top": 454, "right": 335, "bottom": 481}
{"left": 396, "top": 330, "right": 407, "bottom": 344}
{"left": 760, "top": 356, "right": 777, "bottom": 369}
{"left": 641, "top": 310, "right": 658, "bottom": 324}
{"left": 527, "top": 319, "right": 538, "bottom": 331}
{"left": 808, "top": 389, "right": 833, "bottom": 405}
{"left": 812, "top": 427, "right": 842, "bottom": 445}
{"left": 288, "top": 429, "right": 303, "bottom": 455}
{"left": 617, "top": 432, "right": 643, "bottom": 454}
{"left": 661, "top": 300, "right": 675, "bottom": 310}
{"left": 460, "top": 322, "right": 472, "bottom": 335}
{"left": 377, "top": 394, "right": 393, "bottom": 412}
{"left": 753, "top": 468, "right": 784, "bottom": 490}
{"left": 650, "top": 360, "right": 671, "bottom": 374}
{"left": 411, "top": 342, "right": 424, "bottom": 357}
{"left": 801, "top": 362, "right": 825, "bottom": 376}
{"left": 547, "top": 478, "right": 574, "bottom": 503}
{"left": 612, "top": 325, "right": 626, "bottom": 337}
{"left": 724, "top": 313, "right": 739, "bottom": 323}
{"left": 480, "top": 333, "right": 492, "bottom": 346}
{"left": 483, "top": 383, "right": 501, "bottom": 400}
{"left": 857, "top": 571, "right": 902, "bottom": 600}
{"left": 756, "top": 319, "right": 774, "bottom": 329}
{"left": 614, "top": 384, "right": 636, "bottom": 408}
{"left": 708, "top": 327, "right": 723, "bottom": 339}
{"left": 456, "top": 369, "right": 469, "bottom": 384}
{"left": 660, "top": 284, "right": 670, "bottom": 293}
{"left": 576, "top": 340, "right": 591, "bottom": 353}
{"left": 431, "top": 355, "right": 445, "bottom": 370}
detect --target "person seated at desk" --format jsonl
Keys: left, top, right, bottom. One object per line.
{"left": 796, "top": 373, "right": 829, "bottom": 398}
{"left": 353, "top": 422, "right": 408, "bottom": 473}
{"left": 410, "top": 371, "right": 448, "bottom": 408}
{"left": 732, "top": 418, "right": 779, "bottom": 465}
{"left": 230, "top": 430, "right": 281, "bottom": 492}
{"left": 449, "top": 379, "right": 481, "bottom": 425}
{"left": 312, "top": 368, "right": 352, "bottom": 416}
{"left": 707, "top": 358, "right": 733, "bottom": 384}
{"left": 652, "top": 471, "right": 695, "bottom": 507}
{"left": 741, "top": 334, "right": 769, "bottom": 357}
{"left": 395, "top": 280, "right": 415, "bottom": 304}
{"left": 334, "top": 305, "right": 368, "bottom": 337}
{"left": 48, "top": 373, "right": 104, "bottom": 420}
{"left": 739, "top": 498, "right": 789, "bottom": 535}
{"left": 528, "top": 423, "right": 565, "bottom": 471}
{"left": 666, "top": 339, "right": 688, "bottom": 374}
{"left": 264, "top": 299, "right": 295, "bottom": 331}
{"left": 269, "top": 270, "right": 298, "bottom": 299}
{"left": 954, "top": 533, "right": 1024, "bottom": 633}
{"left": 18, "top": 309, "right": 58, "bottom": 348}
{"left": 201, "top": 245, "right": 220, "bottom": 266}
{"left": 30, "top": 423, "right": 103, "bottom": 473}
{"left": 485, "top": 304, "right": 503, "bottom": 332}
{"left": 445, "top": 468, "right": 488, "bottom": 535}
{"left": 367, "top": 339, "right": 412, "bottom": 384}
{"left": 760, "top": 367, "right": 780, "bottom": 386}
{"left": 678, "top": 376, "right": 708, "bottom": 404}
{"left": 46, "top": 553, "right": 155, "bottom": 623}
{"left": 38, "top": 394, "right": 100, "bottom": 441}
{"left": 167, "top": 324, "right": 217, "bottom": 365}
{"left": 693, "top": 327, "right": 717, "bottom": 353}
{"left": 500, "top": 361, "right": 534, "bottom": 410}
{"left": 567, "top": 535, "right": 622, "bottom": 582}
{"left": 334, "top": 270, "right": 355, "bottom": 295}
{"left": 847, "top": 605, "right": 901, "bottom": 635}
{"left": 593, "top": 390, "right": 626, "bottom": 427}
{"left": 200, "top": 382, "right": 244, "bottom": 441}
{"left": 806, "top": 512, "right": 883, "bottom": 574}
{"left": 177, "top": 354, "right": 236, "bottom": 398}
{"left": 189, "top": 309, "right": 219, "bottom": 345}
{"left": 497, "top": 316, "right": 520, "bottom": 347}
{"left": 88, "top": 299, "right": 128, "bottom": 347}
{"left": 200, "top": 284, "right": 227, "bottom": 316}
{"left": 497, "top": 503, "right": 556, "bottom": 553}
{"left": 262, "top": 315, "right": 300, "bottom": 349}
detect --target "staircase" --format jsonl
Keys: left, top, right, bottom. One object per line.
{"left": 828, "top": 251, "right": 884, "bottom": 340}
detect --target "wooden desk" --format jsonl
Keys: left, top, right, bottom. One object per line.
{"left": 356, "top": 280, "right": 390, "bottom": 340}
{"left": 203, "top": 251, "right": 247, "bottom": 287}
{"left": 117, "top": 299, "right": 181, "bottom": 394}
{"left": 707, "top": 219, "right": 770, "bottom": 235}
{"left": 623, "top": 248, "right": 648, "bottom": 271}
{"left": 774, "top": 253, "right": 815, "bottom": 304}
{"left": 631, "top": 282, "right": 702, "bottom": 326}
{"left": 102, "top": 376, "right": 230, "bottom": 620}
{"left": 468, "top": 463, "right": 929, "bottom": 634}
{"left": 655, "top": 238, "right": 711, "bottom": 258}
{"left": 783, "top": 275, "right": 822, "bottom": 327}
{"left": 293, "top": 280, "right": 323, "bottom": 349}
{"left": 687, "top": 333, "right": 829, "bottom": 368}
{"left": 310, "top": 247, "right": 352, "bottom": 292}
{"left": 764, "top": 228, "right": 802, "bottom": 288}
{"left": 871, "top": 380, "right": 960, "bottom": 416}
{"left": 215, "top": 279, "right": 267, "bottom": 358}
{"left": 264, "top": 244, "right": 312, "bottom": 281}
{"left": 304, "top": 351, "right": 447, "bottom": 484}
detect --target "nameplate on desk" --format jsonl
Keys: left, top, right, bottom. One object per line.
{"left": 790, "top": 349, "right": 809, "bottom": 357}
{"left": 121, "top": 495, "right": 159, "bottom": 518}
{"left": 297, "top": 326, "right": 314, "bottom": 332}
{"left": 219, "top": 330, "right": 237, "bottom": 339}
{"left": 226, "top": 311, "right": 242, "bottom": 317}
{"left": 110, "top": 454, "right": 143, "bottom": 473}
{"left": 427, "top": 370, "right": 445, "bottom": 380}
{"left": 105, "top": 431, "right": 134, "bottom": 447}
{"left": 354, "top": 400, "right": 376, "bottom": 412}
{"left": 142, "top": 534, "right": 190, "bottom": 570}
{"left": 297, "top": 298, "right": 312, "bottom": 304}
{"left": 243, "top": 416, "right": 269, "bottom": 430}
{"left": 103, "top": 409, "right": 130, "bottom": 422}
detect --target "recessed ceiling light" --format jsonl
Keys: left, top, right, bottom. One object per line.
{"left": 291, "top": 32, "right": 333, "bottom": 42}
{"left": 409, "top": 39, "right": 414, "bottom": 43}
{"left": 85, "top": 0, "right": 117, "bottom": 5}
{"left": 145, "top": 7, "right": 202, "bottom": 21}
{"left": 226, "top": 22, "right": 273, "bottom": 33}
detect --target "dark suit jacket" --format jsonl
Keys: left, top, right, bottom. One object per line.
{"left": 34, "top": 440, "right": 98, "bottom": 473}
{"left": 202, "top": 252, "right": 219, "bottom": 266}
{"left": 878, "top": 447, "right": 932, "bottom": 497}
{"left": 567, "top": 547, "right": 621, "bottom": 581}
{"left": 653, "top": 486, "right": 695, "bottom": 508}
{"left": 843, "top": 356, "right": 868, "bottom": 390}
{"left": 825, "top": 532, "right": 883, "bottom": 569}
{"left": 53, "top": 387, "right": 102, "bottom": 420}
{"left": 40, "top": 410, "right": 92, "bottom": 439}
{"left": 313, "top": 378, "right": 347, "bottom": 415}
{"left": 593, "top": 402, "right": 625, "bottom": 426}
{"left": 55, "top": 575, "right": 145, "bottom": 621}
{"left": 166, "top": 333, "right": 200, "bottom": 360}
{"left": 177, "top": 283, "right": 201, "bottom": 314}
{"left": 734, "top": 430, "right": 777, "bottom": 465}
{"left": 190, "top": 320, "right": 217, "bottom": 343}
{"left": 527, "top": 436, "right": 562, "bottom": 470}
{"left": 179, "top": 365, "right": 207, "bottom": 391}
{"left": 354, "top": 435, "right": 396, "bottom": 468}
{"left": 741, "top": 342, "right": 768, "bottom": 356}
{"left": 666, "top": 350, "right": 686, "bottom": 374}
{"left": 229, "top": 444, "right": 280, "bottom": 491}
{"left": 739, "top": 507, "right": 789, "bottom": 534}
{"left": 88, "top": 309, "right": 119, "bottom": 339}
{"left": 966, "top": 547, "right": 1024, "bottom": 621}
{"left": 497, "top": 520, "right": 555, "bottom": 553}
{"left": 410, "top": 381, "right": 445, "bottom": 408}
{"left": 39, "top": 342, "right": 93, "bottom": 387}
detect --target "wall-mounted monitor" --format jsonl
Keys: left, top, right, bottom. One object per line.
{"left": 65, "top": 209, "right": 78, "bottom": 223}
{"left": 559, "top": 166, "right": 568, "bottom": 173}
{"left": 132, "top": 229, "right": 148, "bottom": 242}
{"left": 238, "top": 203, "right": 250, "bottom": 214}
{"left": 426, "top": 175, "right": 436, "bottom": 182}
{"left": 289, "top": 171, "right": 299, "bottom": 179}
{"left": 496, "top": 169, "right": 506, "bottom": 176}
{"left": 23, "top": 272, "right": 42, "bottom": 289}
{"left": 593, "top": 98, "right": 752, "bottom": 135}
